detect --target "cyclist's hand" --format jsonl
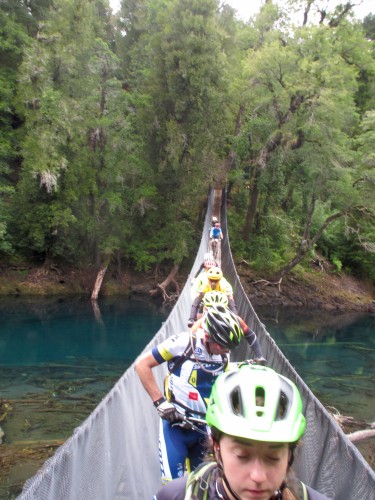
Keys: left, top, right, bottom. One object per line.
{"left": 172, "top": 419, "right": 193, "bottom": 431}
{"left": 154, "top": 398, "right": 180, "bottom": 422}
{"left": 254, "top": 357, "right": 267, "bottom": 366}
{"left": 187, "top": 318, "right": 195, "bottom": 328}
{"left": 238, "top": 358, "right": 267, "bottom": 368}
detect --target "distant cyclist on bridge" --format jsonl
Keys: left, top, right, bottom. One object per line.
{"left": 135, "top": 306, "right": 244, "bottom": 483}
{"left": 209, "top": 222, "right": 223, "bottom": 258}
{"left": 211, "top": 215, "right": 218, "bottom": 227}
{"left": 191, "top": 253, "right": 218, "bottom": 292}
{"left": 154, "top": 363, "right": 331, "bottom": 500}
{"left": 188, "top": 267, "right": 238, "bottom": 328}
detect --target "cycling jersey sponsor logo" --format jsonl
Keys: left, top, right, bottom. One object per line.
{"left": 194, "top": 347, "right": 203, "bottom": 355}
{"left": 189, "top": 392, "right": 198, "bottom": 400}
{"left": 191, "top": 362, "right": 223, "bottom": 370}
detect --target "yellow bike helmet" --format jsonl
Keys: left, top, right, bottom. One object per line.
{"left": 206, "top": 267, "right": 223, "bottom": 281}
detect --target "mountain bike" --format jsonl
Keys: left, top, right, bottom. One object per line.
{"left": 172, "top": 403, "right": 207, "bottom": 435}
{"left": 171, "top": 404, "right": 208, "bottom": 474}
{"left": 211, "top": 238, "right": 220, "bottom": 260}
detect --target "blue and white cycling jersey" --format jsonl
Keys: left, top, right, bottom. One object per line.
{"left": 152, "top": 330, "right": 228, "bottom": 416}
{"left": 209, "top": 227, "right": 222, "bottom": 239}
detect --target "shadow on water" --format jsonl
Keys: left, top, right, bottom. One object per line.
{"left": 0, "top": 295, "right": 169, "bottom": 499}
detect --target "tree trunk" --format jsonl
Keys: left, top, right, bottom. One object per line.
{"left": 91, "top": 256, "right": 111, "bottom": 301}
{"left": 346, "top": 428, "right": 375, "bottom": 443}
{"left": 150, "top": 263, "right": 180, "bottom": 300}
{"left": 242, "top": 93, "right": 307, "bottom": 237}
{"left": 243, "top": 169, "right": 260, "bottom": 241}
{"left": 276, "top": 211, "right": 345, "bottom": 278}
{"left": 302, "top": 192, "right": 316, "bottom": 242}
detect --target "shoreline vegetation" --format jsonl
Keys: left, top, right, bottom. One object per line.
{"left": 0, "top": 262, "right": 374, "bottom": 313}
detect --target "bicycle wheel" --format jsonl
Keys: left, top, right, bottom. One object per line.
{"left": 213, "top": 240, "right": 218, "bottom": 259}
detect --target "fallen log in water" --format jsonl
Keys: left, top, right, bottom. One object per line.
{"left": 346, "top": 428, "right": 375, "bottom": 443}
{"left": 329, "top": 407, "right": 375, "bottom": 443}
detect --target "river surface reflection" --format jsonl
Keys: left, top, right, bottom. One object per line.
{"left": 0, "top": 295, "right": 169, "bottom": 498}
{"left": 256, "top": 306, "right": 375, "bottom": 422}
{"left": 256, "top": 306, "right": 375, "bottom": 473}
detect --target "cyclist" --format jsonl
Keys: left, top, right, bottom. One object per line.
{"left": 191, "top": 254, "right": 218, "bottom": 294}
{"left": 209, "top": 222, "right": 223, "bottom": 257}
{"left": 154, "top": 364, "right": 331, "bottom": 500}
{"left": 135, "top": 307, "right": 244, "bottom": 483}
{"left": 191, "top": 291, "right": 266, "bottom": 363}
{"left": 188, "top": 267, "right": 238, "bottom": 328}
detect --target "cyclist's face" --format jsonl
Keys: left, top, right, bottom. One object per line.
{"left": 204, "top": 334, "right": 229, "bottom": 354}
{"left": 209, "top": 279, "right": 219, "bottom": 289}
{"left": 218, "top": 435, "right": 289, "bottom": 500}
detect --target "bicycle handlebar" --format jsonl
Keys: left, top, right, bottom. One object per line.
{"left": 171, "top": 403, "right": 208, "bottom": 434}
{"left": 170, "top": 360, "right": 266, "bottom": 433}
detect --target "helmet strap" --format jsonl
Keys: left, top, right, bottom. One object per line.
{"left": 221, "top": 475, "right": 241, "bottom": 500}
{"left": 270, "top": 481, "right": 287, "bottom": 499}
{"left": 288, "top": 445, "right": 296, "bottom": 467}
{"left": 213, "top": 442, "right": 241, "bottom": 500}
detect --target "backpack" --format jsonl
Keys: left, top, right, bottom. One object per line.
{"left": 164, "top": 333, "right": 198, "bottom": 404}
{"left": 167, "top": 333, "right": 197, "bottom": 376}
{"left": 184, "top": 462, "right": 216, "bottom": 500}
{"left": 164, "top": 333, "right": 228, "bottom": 411}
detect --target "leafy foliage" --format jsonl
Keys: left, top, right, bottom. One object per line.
{"left": 0, "top": 0, "right": 373, "bottom": 283}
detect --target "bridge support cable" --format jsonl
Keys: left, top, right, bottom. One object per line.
{"left": 18, "top": 189, "right": 375, "bottom": 500}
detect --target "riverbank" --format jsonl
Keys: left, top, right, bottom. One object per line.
{"left": 0, "top": 261, "right": 374, "bottom": 313}
{"left": 236, "top": 261, "right": 375, "bottom": 313}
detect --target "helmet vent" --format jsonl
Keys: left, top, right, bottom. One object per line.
{"left": 276, "top": 391, "right": 288, "bottom": 420}
{"left": 255, "top": 387, "right": 265, "bottom": 417}
{"left": 230, "top": 387, "right": 243, "bottom": 416}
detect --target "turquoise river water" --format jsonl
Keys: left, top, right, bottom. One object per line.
{"left": 0, "top": 297, "right": 374, "bottom": 498}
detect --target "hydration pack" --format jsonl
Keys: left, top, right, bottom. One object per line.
{"left": 164, "top": 334, "right": 228, "bottom": 412}
{"left": 184, "top": 462, "right": 216, "bottom": 500}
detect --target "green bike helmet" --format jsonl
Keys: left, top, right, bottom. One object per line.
{"left": 203, "top": 291, "right": 229, "bottom": 308}
{"left": 204, "top": 304, "right": 243, "bottom": 349}
{"left": 206, "top": 364, "right": 306, "bottom": 443}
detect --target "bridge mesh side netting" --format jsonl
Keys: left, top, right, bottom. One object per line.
{"left": 18, "top": 189, "right": 375, "bottom": 500}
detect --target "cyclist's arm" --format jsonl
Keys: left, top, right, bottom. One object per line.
{"left": 191, "top": 317, "right": 203, "bottom": 333}
{"left": 193, "top": 263, "right": 204, "bottom": 279}
{"left": 228, "top": 297, "right": 238, "bottom": 316}
{"left": 221, "top": 278, "right": 233, "bottom": 296}
{"left": 238, "top": 318, "right": 264, "bottom": 360}
{"left": 135, "top": 352, "right": 164, "bottom": 402}
{"left": 189, "top": 292, "right": 204, "bottom": 321}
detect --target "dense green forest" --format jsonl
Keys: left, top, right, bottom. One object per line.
{"left": 0, "top": 0, "right": 374, "bottom": 283}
